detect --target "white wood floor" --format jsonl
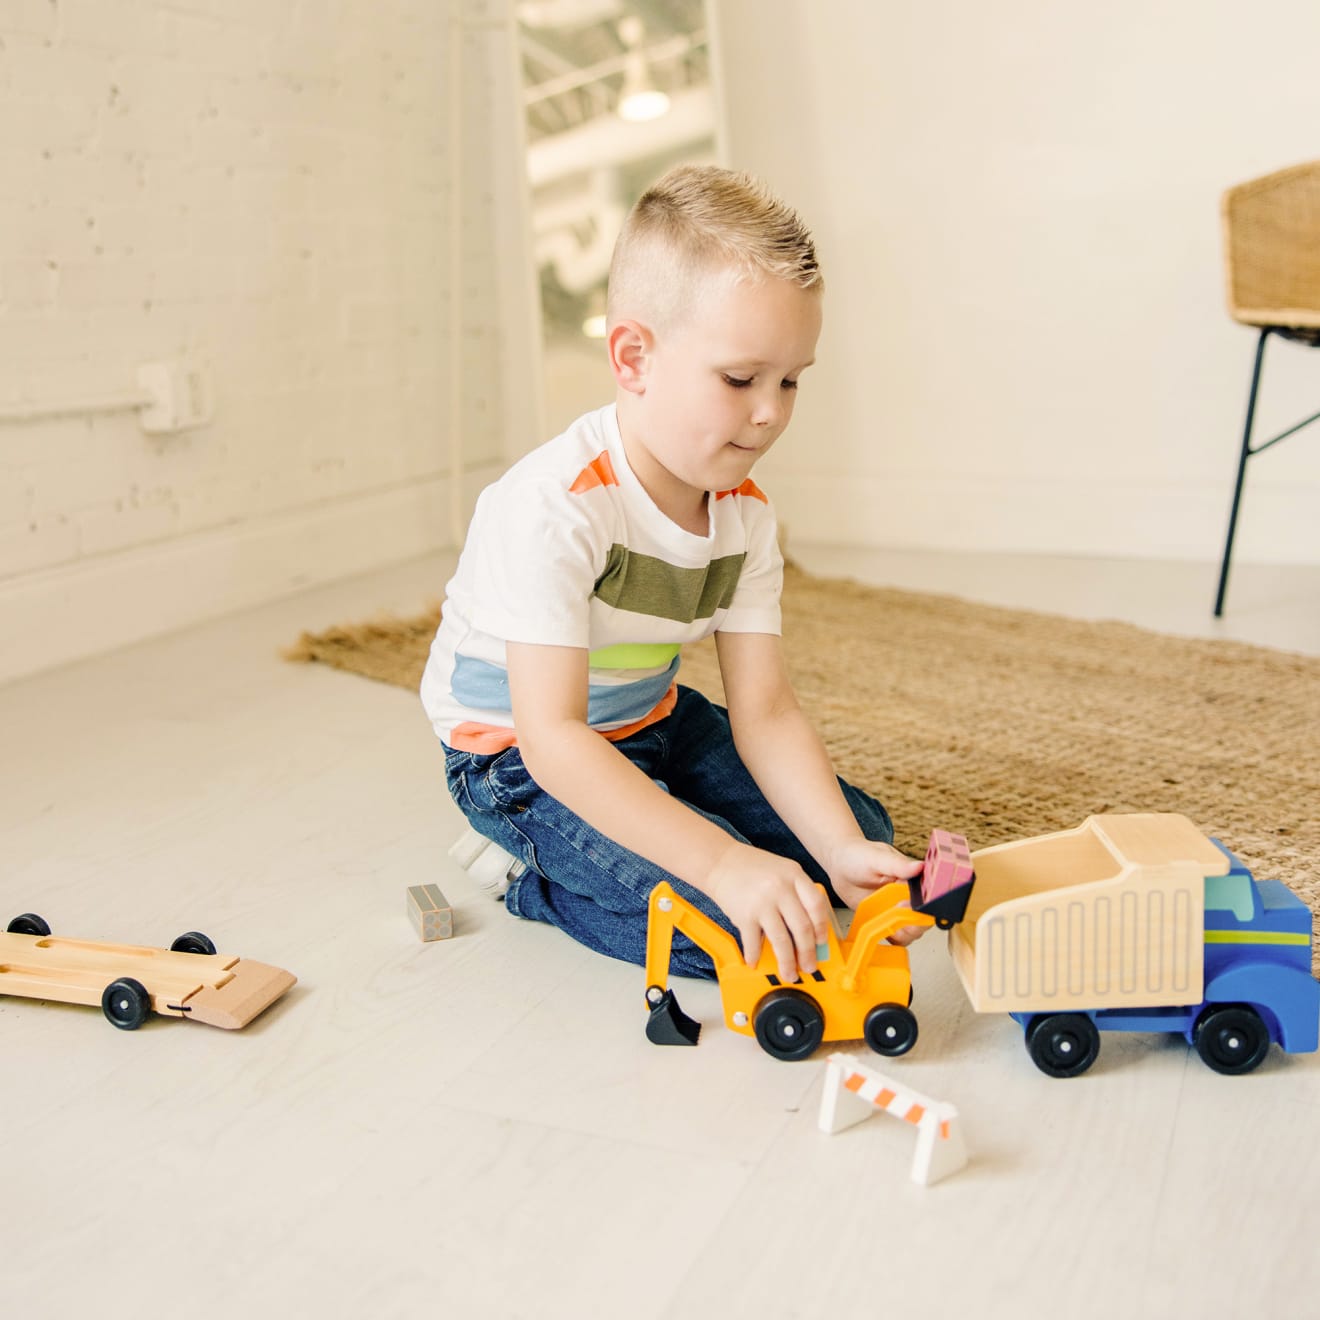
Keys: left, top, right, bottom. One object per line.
{"left": 3, "top": 546, "right": 1319, "bottom": 1320}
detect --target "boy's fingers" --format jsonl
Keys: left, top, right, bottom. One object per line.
{"left": 796, "top": 875, "right": 831, "bottom": 919}
{"left": 782, "top": 906, "right": 819, "bottom": 978}
{"left": 764, "top": 918, "right": 800, "bottom": 984}
{"left": 894, "top": 852, "right": 925, "bottom": 878}
{"left": 888, "top": 922, "right": 927, "bottom": 947}
{"left": 741, "top": 926, "right": 764, "bottom": 969}
{"left": 795, "top": 877, "right": 832, "bottom": 954}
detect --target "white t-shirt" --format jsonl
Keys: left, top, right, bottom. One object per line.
{"left": 421, "top": 403, "right": 783, "bottom": 753}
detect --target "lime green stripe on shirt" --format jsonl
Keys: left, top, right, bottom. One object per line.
{"left": 593, "top": 545, "right": 746, "bottom": 623}
{"left": 1203, "top": 930, "right": 1311, "bottom": 946}
{"left": 588, "top": 642, "right": 682, "bottom": 669}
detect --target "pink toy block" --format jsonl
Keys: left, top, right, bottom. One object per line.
{"left": 922, "top": 829, "right": 974, "bottom": 905}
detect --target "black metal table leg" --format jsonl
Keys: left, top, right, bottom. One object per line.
{"left": 1214, "top": 328, "right": 1270, "bottom": 617}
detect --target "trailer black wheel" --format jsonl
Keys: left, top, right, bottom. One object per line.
{"left": 102, "top": 978, "right": 151, "bottom": 1031}
{"left": 7, "top": 913, "right": 51, "bottom": 936}
{"left": 1025, "top": 1013, "right": 1100, "bottom": 1078}
{"left": 170, "top": 931, "right": 217, "bottom": 955}
{"left": 864, "top": 1003, "right": 919, "bottom": 1057}
{"left": 753, "top": 989, "right": 825, "bottom": 1061}
{"left": 1194, "top": 1004, "right": 1271, "bottom": 1075}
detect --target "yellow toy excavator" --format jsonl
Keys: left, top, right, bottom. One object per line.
{"left": 644, "top": 829, "right": 976, "bottom": 1062}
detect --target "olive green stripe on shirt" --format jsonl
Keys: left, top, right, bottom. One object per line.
{"left": 593, "top": 545, "right": 747, "bottom": 622}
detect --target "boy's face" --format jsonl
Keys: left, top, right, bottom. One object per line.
{"left": 618, "top": 272, "right": 822, "bottom": 523}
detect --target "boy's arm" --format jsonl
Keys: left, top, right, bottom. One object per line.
{"left": 714, "top": 630, "right": 924, "bottom": 923}
{"left": 505, "top": 641, "right": 833, "bottom": 981}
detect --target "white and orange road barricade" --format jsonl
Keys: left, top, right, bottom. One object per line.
{"left": 818, "top": 1053, "right": 968, "bottom": 1186}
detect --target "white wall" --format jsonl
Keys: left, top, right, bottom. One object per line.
{"left": 710, "top": 0, "right": 1320, "bottom": 564}
{"left": 542, "top": 336, "right": 614, "bottom": 440}
{"left": 0, "top": 0, "right": 536, "bottom": 683}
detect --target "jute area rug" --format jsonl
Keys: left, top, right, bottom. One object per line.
{"left": 288, "top": 564, "right": 1320, "bottom": 957}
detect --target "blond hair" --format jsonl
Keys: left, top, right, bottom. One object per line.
{"left": 606, "top": 164, "right": 821, "bottom": 330}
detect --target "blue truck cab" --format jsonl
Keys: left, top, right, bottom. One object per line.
{"left": 1194, "top": 842, "right": 1320, "bottom": 1067}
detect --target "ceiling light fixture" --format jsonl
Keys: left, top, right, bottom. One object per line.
{"left": 581, "top": 286, "right": 608, "bottom": 339}
{"left": 616, "top": 15, "right": 670, "bottom": 123}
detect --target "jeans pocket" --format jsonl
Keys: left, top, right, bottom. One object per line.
{"left": 443, "top": 747, "right": 495, "bottom": 815}
{"left": 483, "top": 748, "right": 539, "bottom": 813}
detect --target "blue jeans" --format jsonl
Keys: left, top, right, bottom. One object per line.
{"left": 442, "top": 686, "right": 894, "bottom": 980}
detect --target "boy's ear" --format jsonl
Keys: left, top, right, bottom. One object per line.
{"left": 607, "top": 319, "right": 652, "bottom": 395}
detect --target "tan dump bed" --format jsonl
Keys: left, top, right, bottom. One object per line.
{"left": 949, "top": 813, "right": 1230, "bottom": 1013}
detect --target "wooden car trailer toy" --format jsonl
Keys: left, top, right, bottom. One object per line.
{"left": 2, "top": 913, "right": 296, "bottom": 1031}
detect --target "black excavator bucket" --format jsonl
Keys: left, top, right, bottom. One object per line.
{"left": 645, "top": 987, "right": 701, "bottom": 1046}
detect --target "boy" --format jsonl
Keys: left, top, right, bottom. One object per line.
{"left": 421, "top": 164, "right": 922, "bottom": 983}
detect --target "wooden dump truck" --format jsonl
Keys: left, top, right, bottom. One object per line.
{"left": 949, "top": 813, "right": 1319, "bottom": 1077}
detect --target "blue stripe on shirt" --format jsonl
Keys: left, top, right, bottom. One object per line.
{"left": 450, "top": 653, "right": 679, "bottom": 728}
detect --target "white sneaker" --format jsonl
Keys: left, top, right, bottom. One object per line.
{"left": 448, "top": 826, "right": 526, "bottom": 899}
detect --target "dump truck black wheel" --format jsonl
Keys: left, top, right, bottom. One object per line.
{"left": 7, "top": 913, "right": 51, "bottom": 936}
{"left": 753, "top": 989, "right": 825, "bottom": 1061}
{"left": 170, "top": 931, "right": 217, "bottom": 955}
{"left": 1194, "top": 1004, "right": 1270, "bottom": 1075}
{"left": 1025, "top": 1013, "right": 1100, "bottom": 1078}
{"left": 864, "top": 1003, "right": 918, "bottom": 1057}
{"left": 102, "top": 978, "right": 151, "bottom": 1031}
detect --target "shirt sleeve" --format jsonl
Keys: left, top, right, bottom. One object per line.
{"left": 717, "top": 495, "right": 783, "bottom": 635}
{"left": 457, "top": 473, "right": 609, "bottom": 649}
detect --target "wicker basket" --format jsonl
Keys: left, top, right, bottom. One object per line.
{"left": 1222, "top": 160, "right": 1320, "bottom": 338}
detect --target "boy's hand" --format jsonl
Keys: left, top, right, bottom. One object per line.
{"left": 707, "top": 841, "right": 833, "bottom": 984}
{"left": 827, "top": 839, "right": 928, "bottom": 945}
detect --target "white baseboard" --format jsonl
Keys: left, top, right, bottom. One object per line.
{"left": 0, "top": 467, "right": 502, "bottom": 686}
{"left": 767, "top": 469, "right": 1320, "bottom": 566}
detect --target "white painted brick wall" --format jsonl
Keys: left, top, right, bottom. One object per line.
{"left": 0, "top": 0, "right": 535, "bottom": 681}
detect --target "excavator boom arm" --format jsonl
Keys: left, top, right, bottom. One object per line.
{"left": 841, "top": 888, "right": 935, "bottom": 991}
{"left": 644, "top": 882, "right": 744, "bottom": 1048}
{"left": 645, "top": 882, "right": 743, "bottom": 992}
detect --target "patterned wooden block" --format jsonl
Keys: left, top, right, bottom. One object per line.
{"left": 407, "top": 883, "right": 453, "bottom": 941}
{"left": 923, "top": 829, "right": 973, "bottom": 900}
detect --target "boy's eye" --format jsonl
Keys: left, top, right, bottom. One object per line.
{"left": 721, "top": 373, "right": 801, "bottom": 391}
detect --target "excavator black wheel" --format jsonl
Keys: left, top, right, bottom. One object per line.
{"left": 863, "top": 1003, "right": 918, "bottom": 1057}
{"left": 753, "top": 988, "right": 825, "bottom": 1061}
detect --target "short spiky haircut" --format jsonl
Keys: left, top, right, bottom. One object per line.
{"left": 606, "top": 164, "right": 822, "bottom": 331}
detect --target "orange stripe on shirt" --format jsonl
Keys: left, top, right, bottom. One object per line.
{"left": 715, "top": 478, "right": 768, "bottom": 503}
{"left": 447, "top": 683, "right": 678, "bottom": 754}
{"left": 569, "top": 450, "right": 619, "bottom": 494}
